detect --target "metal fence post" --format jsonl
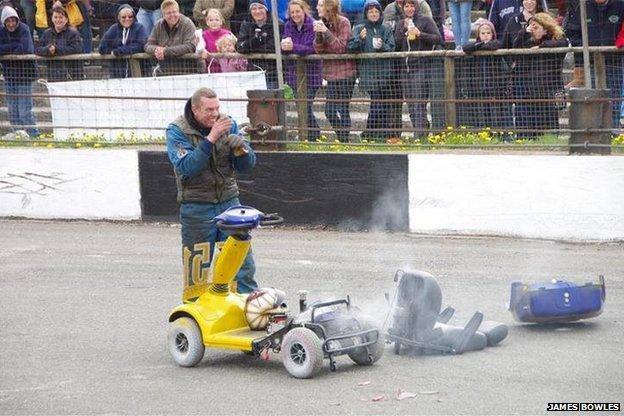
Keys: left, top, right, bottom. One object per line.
{"left": 593, "top": 52, "right": 607, "bottom": 89}
{"left": 443, "top": 56, "right": 457, "bottom": 127}
{"left": 568, "top": 88, "right": 611, "bottom": 155}
{"left": 295, "top": 60, "right": 309, "bottom": 141}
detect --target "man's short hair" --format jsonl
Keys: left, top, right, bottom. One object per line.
{"left": 161, "top": 0, "right": 179, "bottom": 12}
{"left": 191, "top": 88, "right": 218, "bottom": 107}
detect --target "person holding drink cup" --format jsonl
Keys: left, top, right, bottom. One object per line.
{"left": 313, "top": 0, "right": 357, "bottom": 143}
{"left": 347, "top": 0, "right": 395, "bottom": 140}
{"left": 392, "top": 0, "right": 440, "bottom": 138}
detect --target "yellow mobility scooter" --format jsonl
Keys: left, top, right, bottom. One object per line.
{"left": 167, "top": 206, "right": 384, "bottom": 378}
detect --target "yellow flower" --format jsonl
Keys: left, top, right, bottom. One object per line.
{"left": 75, "top": 143, "right": 82, "bottom": 148}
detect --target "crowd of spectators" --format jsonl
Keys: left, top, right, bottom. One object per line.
{"left": 1, "top": 0, "right": 623, "bottom": 140}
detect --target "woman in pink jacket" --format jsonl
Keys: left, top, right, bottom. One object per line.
{"left": 313, "top": 0, "right": 356, "bottom": 143}
{"left": 200, "top": 8, "right": 232, "bottom": 72}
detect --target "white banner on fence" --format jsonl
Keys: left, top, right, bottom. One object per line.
{"left": 0, "top": 149, "right": 141, "bottom": 220}
{"left": 408, "top": 154, "right": 624, "bottom": 241}
{"left": 46, "top": 71, "right": 267, "bottom": 140}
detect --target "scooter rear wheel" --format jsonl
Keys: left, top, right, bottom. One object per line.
{"left": 168, "top": 317, "right": 205, "bottom": 367}
{"left": 281, "top": 327, "right": 323, "bottom": 379}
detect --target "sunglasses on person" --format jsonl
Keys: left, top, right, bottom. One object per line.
{"left": 120, "top": 14, "right": 135, "bottom": 19}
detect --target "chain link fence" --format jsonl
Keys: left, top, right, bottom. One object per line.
{"left": 1, "top": 47, "right": 623, "bottom": 148}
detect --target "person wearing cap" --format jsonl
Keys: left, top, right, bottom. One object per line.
{"left": 348, "top": 0, "right": 395, "bottom": 140}
{"left": 145, "top": 0, "right": 197, "bottom": 75}
{"left": 236, "top": 0, "right": 282, "bottom": 89}
{"left": 393, "top": 0, "right": 440, "bottom": 139}
{"left": 166, "top": 87, "right": 257, "bottom": 299}
{"left": 565, "top": 0, "right": 624, "bottom": 129}
{"left": 99, "top": 4, "right": 148, "bottom": 78}
{"left": 462, "top": 20, "right": 513, "bottom": 138}
{"left": 512, "top": 12, "right": 567, "bottom": 139}
{"left": 0, "top": 5, "right": 39, "bottom": 137}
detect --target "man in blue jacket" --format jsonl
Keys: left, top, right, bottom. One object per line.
{"left": 167, "top": 87, "right": 257, "bottom": 300}
{"left": 565, "top": 0, "right": 624, "bottom": 128}
{"left": 0, "top": 6, "right": 39, "bottom": 137}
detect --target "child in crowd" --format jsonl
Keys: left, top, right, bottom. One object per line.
{"left": 199, "top": 8, "right": 232, "bottom": 72}
{"left": 214, "top": 33, "right": 248, "bottom": 72}
{"left": 462, "top": 20, "right": 513, "bottom": 138}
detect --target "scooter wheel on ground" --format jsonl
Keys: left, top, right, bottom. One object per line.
{"left": 281, "top": 327, "right": 323, "bottom": 379}
{"left": 168, "top": 317, "right": 205, "bottom": 367}
{"left": 348, "top": 316, "right": 385, "bottom": 365}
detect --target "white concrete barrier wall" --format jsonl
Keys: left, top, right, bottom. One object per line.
{"left": 2, "top": 149, "right": 623, "bottom": 241}
{"left": 409, "top": 154, "right": 624, "bottom": 241}
{"left": 0, "top": 149, "right": 141, "bottom": 220}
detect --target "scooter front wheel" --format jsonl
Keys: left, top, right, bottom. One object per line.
{"left": 281, "top": 327, "right": 323, "bottom": 379}
{"left": 348, "top": 315, "right": 385, "bottom": 365}
{"left": 168, "top": 317, "right": 205, "bottom": 367}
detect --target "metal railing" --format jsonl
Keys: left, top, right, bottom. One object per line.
{"left": 1, "top": 47, "right": 623, "bottom": 150}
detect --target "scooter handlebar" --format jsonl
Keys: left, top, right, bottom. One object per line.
{"left": 214, "top": 213, "right": 284, "bottom": 231}
{"left": 260, "top": 213, "right": 284, "bottom": 226}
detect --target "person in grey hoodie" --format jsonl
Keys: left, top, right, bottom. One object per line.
{"left": 99, "top": 4, "right": 148, "bottom": 78}
{"left": 0, "top": 5, "right": 39, "bottom": 136}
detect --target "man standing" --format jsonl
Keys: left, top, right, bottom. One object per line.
{"left": 167, "top": 87, "right": 257, "bottom": 301}
{"left": 565, "top": 0, "right": 624, "bottom": 129}
{"left": 144, "top": 0, "right": 196, "bottom": 75}
{"left": 0, "top": 6, "right": 39, "bottom": 138}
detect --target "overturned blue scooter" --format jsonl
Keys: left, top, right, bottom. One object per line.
{"left": 509, "top": 276, "right": 606, "bottom": 323}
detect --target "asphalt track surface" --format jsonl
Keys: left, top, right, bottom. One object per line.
{"left": 0, "top": 220, "right": 622, "bottom": 415}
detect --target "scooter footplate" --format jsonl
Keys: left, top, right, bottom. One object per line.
{"left": 205, "top": 328, "right": 265, "bottom": 351}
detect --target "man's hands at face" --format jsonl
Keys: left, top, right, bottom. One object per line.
{"left": 207, "top": 117, "right": 232, "bottom": 143}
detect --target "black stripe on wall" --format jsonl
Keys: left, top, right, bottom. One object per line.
{"left": 139, "top": 151, "right": 409, "bottom": 231}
